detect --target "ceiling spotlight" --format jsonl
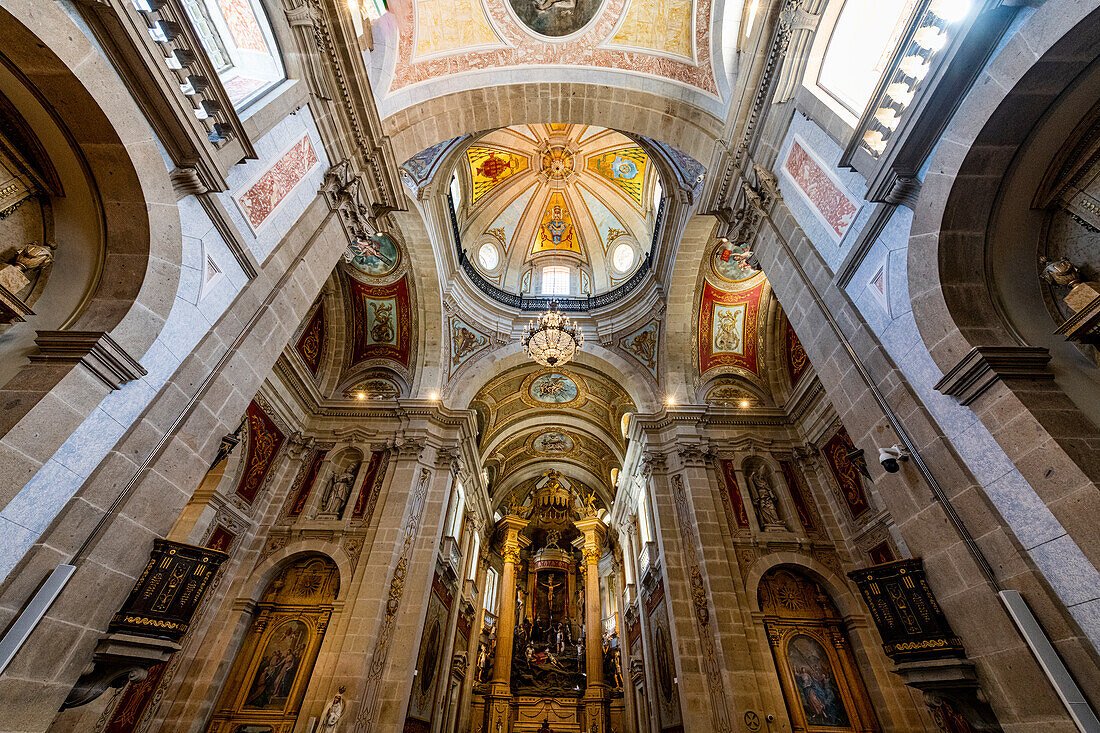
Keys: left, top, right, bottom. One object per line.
{"left": 356, "top": 392, "right": 366, "bottom": 400}
{"left": 429, "top": 391, "right": 439, "bottom": 401}
{"left": 666, "top": 395, "right": 676, "bottom": 406}
{"left": 740, "top": 399, "right": 750, "bottom": 408}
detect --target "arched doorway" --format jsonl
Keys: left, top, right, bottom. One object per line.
{"left": 207, "top": 555, "right": 339, "bottom": 733}
{"left": 758, "top": 567, "right": 878, "bottom": 733}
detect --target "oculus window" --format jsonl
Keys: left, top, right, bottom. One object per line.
{"left": 541, "top": 265, "right": 570, "bottom": 296}
{"left": 612, "top": 242, "right": 636, "bottom": 273}
{"left": 182, "top": 0, "right": 285, "bottom": 110}
{"left": 478, "top": 242, "right": 500, "bottom": 271}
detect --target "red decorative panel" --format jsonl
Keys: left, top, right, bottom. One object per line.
{"left": 785, "top": 317, "right": 808, "bottom": 387}
{"left": 104, "top": 661, "right": 166, "bottom": 733}
{"left": 432, "top": 571, "right": 454, "bottom": 612}
{"left": 403, "top": 719, "right": 431, "bottom": 733}
{"left": 206, "top": 525, "right": 236, "bottom": 552}
{"left": 779, "top": 460, "right": 815, "bottom": 530}
{"left": 868, "top": 541, "right": 896, "bottom": 565}
{"left": 822, "top": 427, "right": 871, "bottom": 520}
{"left": 457, "top": 612, "right": 471, "bottom": 645}
{"left": 295, "top": 303, "right": 326, "bottom": 376}
{"left": 698, "top": 279, "right": 765, "bottom": 376}
{"left": 234, "top": 401, "right": 285, "bottom": 504}
{"left": 719, "top": 459, "right": 749, "bottom": 529}
{"left": 782, "top": 139, "right": 859, "bottom": 240}
{"left": 627, "top": 617, "right": 641, "bottom": 647}
{"left": 351, "top": 450, "right": 388, "bottom": 519}
{"left": 349, "top": 276, "right": 413, "bottom": 369}
{"left": 289, "top": 449, "right": 328, "bottom": 517}
{"left": 236, "top": 135, "right": 319, "bottom": 230}
{"left": 644, "top": 580, "right": 665, "bottom": 616}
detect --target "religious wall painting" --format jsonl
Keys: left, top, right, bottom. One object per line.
{"left": 648, "top": 592, "right": 683, "bottom": 730}
{"left": 587, "top": 148, "right": 648, "bottom": 207}
{"left": 787, "top": 634, "right": 852, "bottom": 728}
{"left": 348, "top": 276, "right": 413, "bottom": 368}
{"left": 406, "top": 573, "right": 453, "bottom": 729}
{"left": 533, "top": 191, "right": 582, "bottom": 255}
{"left": 779, "top": 460, "right": 816, "bottom": 531}
{"left": 449, "top": 315, "right": 491, "bottom": 375}
{"left": 528, "top": 371, "right": 580, "bottom": 404}
{"left": 712, "top": 241, "right": 757, "bottom": 283}
{"left": 351, "top": 450, "right": 388, "bottom": 519}
{"left": 235, "top": 401, "right": 286, "bottom": 505}
{"left": 244, "top": 620, "right": 307, "bottom": 711}
{"left": 401, "top": 136, "right": 465, "bottom": 188}
{"left": 719, "top": 459, "right": 750, "bottom": 529}
{"left": 618, "top": 319, "right": 659, "bottom": 380}
{"left": 508, "top": 0, "right": 603, "bottom": 37}
{"left": 781, "top": 137, "right": 859, "bottom": 242}
{"left": 415, "top": 0, "right": 499, "bottom": 59}
{"left": 532, "top": 430, "right": 575, "bottom": 455}
{"left": 698, "top": 279, "right": 764, "bottom": 376}
{"left": 345, "top": 232, "right": 400, "bottom": 277}
{"left": 786, "top": 317, "right": 809, "bottom": 387}
{"left": 466, "top": 146, "right": 529, "bottom": 206}
{"left": 235, "top": 135, "right": 320, "bottom": 232}
{"left": 609, "top": 0, "right": 694, "bottom": 60}
{"left": 821, "top": 427, "right": 871, "bottom": 520}
{"left": 294, "top": 302, "right": 326, "bottom": 377}
{"left": 206, "top": 524, "right": 237, "bottom": 553}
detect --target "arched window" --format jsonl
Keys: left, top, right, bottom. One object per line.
{"left": 180, "top": 0, "right": 285, "bottom": 110}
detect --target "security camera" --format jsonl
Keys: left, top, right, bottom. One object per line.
{"left": 878, "top": 445, "right": 908, "bottom": 473}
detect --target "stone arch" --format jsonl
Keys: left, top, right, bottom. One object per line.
{"left": 242, "top": 545, "right": 353, "bottom": 604}
{"left": 909, "top": 1, "right": 1100, "bottom": 569}
{"left": 0, "top": 2, "right": 180, "bottom": 437}
{"left": 745, "top": 554, "right": 863, "bottom": 620}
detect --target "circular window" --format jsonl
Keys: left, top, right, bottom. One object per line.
{"left": 612, "top": 242, "right": 636, "bottom": 273}
{"left": 478, "top": 242, "right": 500, "bottom": 271}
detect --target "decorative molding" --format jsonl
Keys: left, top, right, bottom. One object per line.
{"left": 30, "top": 330, "right": 146, "bottom": 390}
{"left": 934, "top": 346, "right": 1052, "bottom": 405}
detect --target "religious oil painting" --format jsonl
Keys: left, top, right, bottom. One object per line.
{"left": 347, "top": 233, "right": 399, "bottom": 277}
{"left": 787, "top": 635, "right": 851, "bottom": 727}
{"left": 529, "top": 372, "right": 579, "bottom": 403}
{"left": 244, "top": 621, "right": 307, "bottom": 710}
{"left": 508, "top": 0, "right": 604, "bottom": 38}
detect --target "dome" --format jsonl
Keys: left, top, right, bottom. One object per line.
{"left": 450, "top": 124, "right": 662, "bottom": 301}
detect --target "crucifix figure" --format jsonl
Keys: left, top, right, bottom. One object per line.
{"left": 541, "top": 575, "right": 563, "bottom": 621}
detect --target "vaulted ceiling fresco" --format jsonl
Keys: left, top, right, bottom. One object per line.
{"left": 369, "top": 0, "right": 735, "bottom": 116}
{"left": 454, "top": 124, "right": 658, "bottom": 295}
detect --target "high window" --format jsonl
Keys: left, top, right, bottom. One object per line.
{"left": 541, "top": 265, "right": 570, "bottom": 295}
{"left": 181, "top": 0, "right": 285, "bottom": 110}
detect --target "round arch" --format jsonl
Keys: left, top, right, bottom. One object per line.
{"left": 241, "top": 545, "right": 354, "bottom": 604}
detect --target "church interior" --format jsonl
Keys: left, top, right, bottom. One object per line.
{"left": 0, "top": 0, "right": 1099, "bottom": 732}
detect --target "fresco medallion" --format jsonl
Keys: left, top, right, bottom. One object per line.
{"left": 529, "top": 372, "right": 579, "bottom": 404}
{"left": 508, "top": 0, "right": 603, "bottom": 38}
{"left": 347, "top": 233, "right": 400, "bottom": 277}
{"left": 712, "top": 242, "right": 757, "bottom": 283}
{"left": 532, "top": 431, "right": 575, "bottom": 454}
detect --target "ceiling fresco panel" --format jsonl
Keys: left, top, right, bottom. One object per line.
{"left": 608, "top": 0, "right": 695, "bottom": 60}
{"left": 698, "top": 277, "right": 767, "bottom": 377}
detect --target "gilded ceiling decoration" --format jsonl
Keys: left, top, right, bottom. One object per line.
{"left": 785, "top": 316, "right": 809, "bottom": 388}
{"left": 347, "top": 275, "right": 414, "bottom": 369}
{"left": 294, "top": 301, "right": 325, "bottom": 377}
{"left": 448, "top": 315, "right": 491, "bottom": 377}
{"left": 455, "top": 124, "right": 655, "bottom": 295}
{"left": 697, "top": 275, "right": 768, "bottom": 378}
{"left": 617, "top": 319, "right": 660, "bottom": 381}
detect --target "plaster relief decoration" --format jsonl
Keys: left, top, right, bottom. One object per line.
{"left": 346, "top": 232, "right": 401, "bottom": 277}
{"left": 618, "top": 319, "right": 659, "bottom": 380}
{"left": 348, "top": 275, "right": 413, "bottom": 369}
{"left": 295, "top": 303, "right": 326, "bottom": 377}
{"left": 587, "top": 147, "right": 648, "bottom": 207}
{"left": 405, "top": 573, "right": 454, "bottom": 732}
{"left": 467, "top": 146, "right": 529, "bottom": 206}
{"left": 698, "top": 278, "right": 765, "bottom": 377}
{"left": 608, "top": 0, "right": 694, "bottom": 60}
{"left": 351, "top": 450, "right": 389, "bottom": 520}
{"left": 821, "top": 427, "right": 871, "bottom": 520}
{"left": 780, "top": 137, "right": 858, "bottom": 241}
{"left": 785, "top": 317, "right": 808, "bottom": 387}
{"left": 346, "top": 375, "right": 403, "bottom": 400}
{"left": 415, "top": 0, "right": 499, "bottom": 58}
{"left": 719, "top": 459, "right": 750, "bottom": 529}
{"left": 235, "top": 135, "right": 320, "bottom": 232}
{"left": 234, "top": 400, "right": 286, "bottom": 505}
{"left": 449, "top": 315, "right": 491, "bottom": 375}
{"left": 386, "top": 0, "right": 719, "bottom": 99}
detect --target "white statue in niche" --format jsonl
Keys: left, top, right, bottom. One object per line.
{"left": 0, "top": 240, "right": 54, "bottom": 295}
{"left": 318, "top": 685, "right": 345, "bottom": 732}
{"left": 749, "top": 465, "right": 785, "bottom": 530}
{"left": 322, "top": 466, "right": 357, "bottom": 516}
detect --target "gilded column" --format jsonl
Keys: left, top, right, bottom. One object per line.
{"left": 487, "top": 514, "right": 528, "bottom": 732}
{"left": 576, "top": 515, "right": 608, "bottom": 731}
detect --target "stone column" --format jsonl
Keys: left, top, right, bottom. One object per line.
{"left": 487, "top": 514, "right": 528, "bottom": 732}
{"left": 576, "top": 515, "right": 608, "bottom": 730}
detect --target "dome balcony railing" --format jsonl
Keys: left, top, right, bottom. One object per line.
{"left": 448, "top": 192, "right": 663, "bottom": 312}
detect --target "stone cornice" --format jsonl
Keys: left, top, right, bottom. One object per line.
{"left": 30, "top": 330, "right": 146, "bottom": 390}
{"left": 934, "top": 346, "right": 1052, "bottom": 405}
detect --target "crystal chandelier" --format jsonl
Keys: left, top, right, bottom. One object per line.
{"left": 521, "top": 301, "right": 583, "bottom": 367}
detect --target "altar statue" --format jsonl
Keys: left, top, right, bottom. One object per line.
{"left": 541, "top": 575, "right": 563, "bottom": 620}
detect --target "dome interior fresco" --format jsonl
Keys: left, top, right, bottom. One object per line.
{"left": 452, "top": 124, "right": 660, "bottom": 297}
